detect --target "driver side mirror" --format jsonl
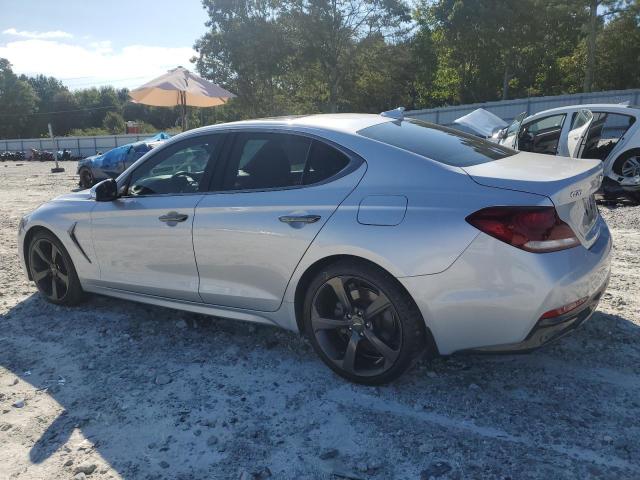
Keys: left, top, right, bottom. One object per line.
{"left": 497, "top": 128, "right": 508, "bottom": 140}
{"left": 93, "top": 178, "right": 118, "bottom": 202}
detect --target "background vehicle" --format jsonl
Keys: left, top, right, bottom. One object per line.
{"left": 77, "top": 133, "right": 170, "bottom": 188}
{"left": 19, "top": 113, "right": 611, "bottom": 384}
{"left": 493, "top": 104, "right": 640, "bottom": 201}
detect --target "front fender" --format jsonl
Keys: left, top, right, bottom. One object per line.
{"left": 19, "top": 200, "right": 99, "bottom": 285}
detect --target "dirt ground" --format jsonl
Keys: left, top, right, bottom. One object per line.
{"left": 1, "top": 161, "right": 639, "bottom": 480}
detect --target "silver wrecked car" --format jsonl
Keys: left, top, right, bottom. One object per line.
{"left": 18, "top": 111, "right": 611, "bottom": 384}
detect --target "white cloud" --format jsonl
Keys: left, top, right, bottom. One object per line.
{"left": 2, "top": 28, "right": 73, "bottom": 39}
{"left": 0, "top": 39, "right": 197, "bottom": 89}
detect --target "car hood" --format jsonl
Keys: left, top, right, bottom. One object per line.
{"left": 454, "top": 108, "right": 508, "bottom": 137}
{"left": 51, "top": 190, "right": 94, "bottom": 202}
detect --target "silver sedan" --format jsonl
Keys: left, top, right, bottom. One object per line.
{"left": 17, "top": 112, "right": 612, "bottom": 384}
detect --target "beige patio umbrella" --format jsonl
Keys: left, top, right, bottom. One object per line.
{"left": 129, "top": 66, "right": 236, "bottom": 131}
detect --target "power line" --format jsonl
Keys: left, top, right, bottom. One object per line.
{"left": 0, "top": 105, "right": 120, "bottom": 118}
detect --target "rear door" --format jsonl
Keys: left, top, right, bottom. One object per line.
{"left": 192, "top": 131, "right": 365, "bottom": 311}
{"left": 567, "top": 109, "right": 594, "bottom": 158}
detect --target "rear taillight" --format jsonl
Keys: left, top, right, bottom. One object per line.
{"left": 466, "top": 206, "right": 580, "bottom": 253}
{"left": 540, "top": 297, "right": 588, "bottom": 320}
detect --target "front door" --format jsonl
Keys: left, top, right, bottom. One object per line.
{"left": 567, "top": 109, "right": 594, "bottom": 158}
{"left": 91, "top": 134, "right": 221, "bottom": 301}
{"left": 193, "top": 132, "right": 365, "bottom": 311}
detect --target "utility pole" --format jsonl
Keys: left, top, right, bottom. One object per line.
{"left": 48, "top": 123, "right": 64, "bottom": 173}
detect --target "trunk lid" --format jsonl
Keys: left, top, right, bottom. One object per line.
{"left": 462, "top": 152, "right": 604, "bottom": 248}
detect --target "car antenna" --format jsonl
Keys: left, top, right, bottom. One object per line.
{"left": 380, "top": 107, "right": 405, "bottom": 121}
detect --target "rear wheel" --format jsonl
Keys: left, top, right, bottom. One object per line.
{"left": 28, "top": 231, "right": 84, "bottom": 305}
{"left": 612, "top": 151, "right": 640, "bottom": 204}
{"left": 303, "top": 260, "right": 427, "bottom": 385}
{"left": 78, "top": 167, "right": 94, "bottom": 189}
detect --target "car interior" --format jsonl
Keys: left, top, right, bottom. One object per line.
{"left": 517, "top": 114, "right": 566, "bottom": 155}
{"left": 227, "top": 134, "right": 349, "bottom": 191}
{"left": 579, "top": 112, "right": 636, "bottom": 160}
{"left": 127, "top": 144, "right": 214, "bottom": 196}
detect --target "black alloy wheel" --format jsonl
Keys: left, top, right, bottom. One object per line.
{"left": 304, "top": 260, "right": 427, "bottom": 385}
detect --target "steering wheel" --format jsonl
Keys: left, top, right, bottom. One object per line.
{"left": 172, "top": 171, "right": 197, "bottom": 191}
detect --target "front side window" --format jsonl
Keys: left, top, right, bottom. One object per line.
{"left": 221, "top": 133, "right": 351, "bottom": 191}
{"left": 127, "top": 136, "right": 218, "bottom": 196}
{"left": 518, "top": 114, "right": 566, "bottom": 154}
{"left": 358, "top": 119, "right": 515, "bottom": 167}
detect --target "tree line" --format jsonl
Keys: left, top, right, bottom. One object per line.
{"left": 1, "top": 0, "right": 639, "bottom": 140}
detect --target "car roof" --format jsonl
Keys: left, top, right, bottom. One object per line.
{"left": 177, "top": 113, "right": 393, "bottom": 139}
{"left": 529, "top": 103, "right": 639, "bottom": 119}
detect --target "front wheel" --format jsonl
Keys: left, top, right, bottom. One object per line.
{"left": 28, "top": 231, "right": 84, "bottom": 305}
{"left": 303, "top": 260, "right": 427, "bottom": 385}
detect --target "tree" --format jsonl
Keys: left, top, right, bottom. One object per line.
{"left": 582, "top": 0, "right": 632, "bottom": 92}
{"left": 285, "top": 0, "right": 412, "bottom": 112}
{"left": 193, "top": 0, "right": 296, "bottom": 118}
{"left": 102, "top": 111, "right": 126, "bottom": 134}
{"left": 594, "top": 2, "right": 640, "bottom": 90}
{"left": 0, "top": 58, "right": 38, "bottom": 138}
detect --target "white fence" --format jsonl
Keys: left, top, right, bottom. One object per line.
{"left": 406, "top": 88, "right": 640, "bottom": 126}
{"left": 0, "top": 134, "right": 153, "bottom": 158}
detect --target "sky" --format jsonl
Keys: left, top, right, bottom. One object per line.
{"left": 0, "top": 0, "right": 207, "bottom": 90}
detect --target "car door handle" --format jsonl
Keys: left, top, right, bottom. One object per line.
{"left": 159, "top": 212, "right": 189, "bottom": 223}
{"left": 279, "top": 214, "right": 321, "bottom": 224}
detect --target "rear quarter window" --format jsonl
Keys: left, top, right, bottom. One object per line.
{"left": 358, "top": 119, "right": 516, "bottom": 167}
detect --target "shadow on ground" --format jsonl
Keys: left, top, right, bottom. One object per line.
{"left": 2, "top": 293, "right": 640, "bottom": 479}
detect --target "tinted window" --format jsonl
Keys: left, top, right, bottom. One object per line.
{"left": 223, "top": 133, "right": 311, "bottom": 190}
{"left": 303, "top": 141, "right": 350, "bottom": 185}
{"left": 128, "top": 136, "right": 218, "bottom": 196}
{"left": 357, "top": 119, "right": 515, "bottom": 167}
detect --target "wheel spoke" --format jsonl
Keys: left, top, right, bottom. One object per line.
{"left": 622, "top": 157, "right": 640, "bottom": 177}
{"left": 33, "top": 269, "right": 50, "bottom": 282}
{"left": 341, "top": 332, "right": 361, "bottom": 374}
{"left": 327, "top": 277, "right": 352, "bottom": 311}
{"left": 364, "top": 328, "right": 399, "bottom": 364}
{"left": 51, "top": 245, "right": 60, "bottom": 266}
{"left": 364, "top": 293, "right": 391, "bottom": 319}
{"left": 56, "top": 270, "right": 69, "bottom": 287}
{"left": 51, "top": 277, "right": 59, "bottom": 299}
{"left": 33, "top": 244, "right": 49, "bottom": 264}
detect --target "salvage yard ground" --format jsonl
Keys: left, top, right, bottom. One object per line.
{"left": 1, "top": 162, "right": 639, "bottom": 480}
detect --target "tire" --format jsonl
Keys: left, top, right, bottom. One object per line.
{"left": 78, "top": 167, "right": 94, "bottom": 189}
{"left": 612, "top": 150, "right": 640, "bottom": 178}
{"left": 28, "top": 230, "right": 84, "bottom": 306}
{"left": 612, "top": 150, "right": 640, "bottom": 204}
{"left": 302, "top": 259, "right": 427, "bottom": 385}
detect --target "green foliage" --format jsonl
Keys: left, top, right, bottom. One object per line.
{"left": 102, "top": 111, "right": 126, "bottom": 134}
{"left": 0, "top": 59, "right": 38, "bottom": 138}
{"left": 1, "top": 0, "right": 640, "bottom": 140}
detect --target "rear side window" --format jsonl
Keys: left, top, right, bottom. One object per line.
{"left": 358, "top": 119, "right": 516, "bottom": 167}
{"left": 222, "top": 133, "right": 351, "bottom": 191}
{"left": 303, "top": 141, "right": 350, "bottom": 185}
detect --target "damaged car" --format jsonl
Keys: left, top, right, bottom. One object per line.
{"left": 77, "top": 133, "right": 170, "bottom": 188}
{"left": 458, "top": 105, "right": 640, "bottom": 201}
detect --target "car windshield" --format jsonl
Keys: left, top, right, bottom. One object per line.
{"left": 358, "top": 119, "right": 517, "bottom": 167}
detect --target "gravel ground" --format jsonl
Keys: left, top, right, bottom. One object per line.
{"left": 1, "top": 162, "right": 639, "bottom": 480}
